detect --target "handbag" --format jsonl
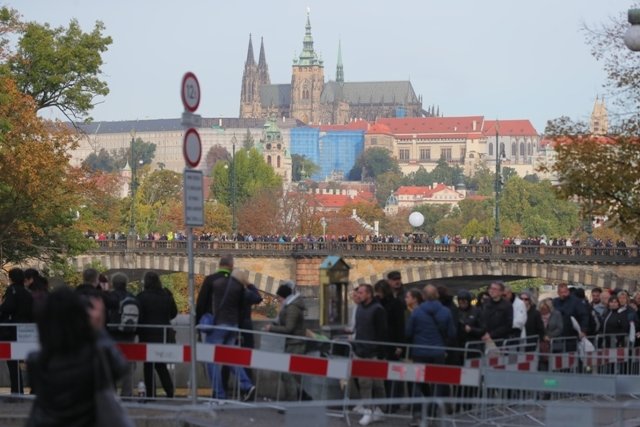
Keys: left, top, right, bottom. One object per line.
{"left": 95, "top": 347, "right": 135, "bottom": 427}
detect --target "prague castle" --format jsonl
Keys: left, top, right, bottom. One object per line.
{"left": 239, "top": 12, "right": 430, "bottom": 125}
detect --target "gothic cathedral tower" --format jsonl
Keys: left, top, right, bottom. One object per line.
{"left": 290, "top": 11, "right": 324, "bottom": 124}
{"left": 589, "top": 95, "right": 608, "bottom": 136}
{"left": 240, "top": 35, "right": 270, "bottom": 118}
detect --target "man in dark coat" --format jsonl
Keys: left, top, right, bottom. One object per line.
{"left": 553, "top": 283, "right": 588, "bottom": 352}
{"left": 471, "top": 281, "right": 513, "bottom": 345}
{"left": 0, "top": 268, "right": 33, "bottom": 394}
{"left": 196, "top": 255, "right": 255, "bottom": 401}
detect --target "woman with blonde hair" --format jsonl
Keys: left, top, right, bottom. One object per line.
{"left": 538, "top": 298, "right": 563, "bottom": 354}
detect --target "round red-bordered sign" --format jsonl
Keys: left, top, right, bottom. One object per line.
{"left": 183, "top": 128, "right": 202, "bottom": 168}
{"left": 181, "top": 72, "right": 200, "bottom": 112}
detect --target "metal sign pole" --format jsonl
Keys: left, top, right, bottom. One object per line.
{"left": 181, "top": 71, "right": 202, "bottom": 404}
{"left": 187, "top": 225, "right": 197, "bottom": 403}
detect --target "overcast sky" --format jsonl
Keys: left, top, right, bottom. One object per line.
{"left": 9, "top": 0, "right": 633, "bottom": 132}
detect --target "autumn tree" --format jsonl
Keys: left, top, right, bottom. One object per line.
{"left": 75, "top": 171, "right": 125, "bottom": 234}
{"left": 542, "top": 133, "right": 639, "bottom": 239}
{"left": 5, "top": 13, "right": 112, "bottom": 122}
{"left": 0, "top": 77, "right": 91, "bottom": 268}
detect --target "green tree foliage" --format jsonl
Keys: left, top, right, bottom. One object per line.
{"left": 210, "top": 147, "right": 282, "bottom": 209}
{"left": 82, "top": 148, "right": 119, "bottom": 172}
{"left": 375, "top": 171, "right": 404, "bottom": 206}
{"left": 467, "top": 164, "right": 495, "bottom": 195}
{"left": 430, "top": 158, "right": 464, "bottom": 186}
{"left": 291, "top": 154, "right": 319, "bottom": 181}
{"left": 500, "top": 176, "right": 580, "bottom": 238}
{"left": 349, "top": 147, "right": 400, "bottom": 181}
{"left": 242, "top": 128, "right": 254, "bottom": 150}
{"left": 6, "top": 16, "right": 112, "bottom": 122}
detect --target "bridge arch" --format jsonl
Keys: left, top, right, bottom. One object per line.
{"left": 70, "top": 254, "right": 288, "bottom": 296}
{"left": 353, "top": 261, "right": 639, "bottom": 291}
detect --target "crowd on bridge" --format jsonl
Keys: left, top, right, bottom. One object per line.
{"left": 85, "top": 229, "right": 637, "bottom": 249}
{"left": 3, "top": 257, "right": 640, "bottom": 426}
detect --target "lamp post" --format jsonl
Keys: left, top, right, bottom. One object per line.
{"left": 128, "top": 130, "right": 137, "bottom": 238}
{"left": 494, "top": 123, "right": 504, "bottom": 242}
{"left": 231, "top": 134, "right": 237, "bottom": 238}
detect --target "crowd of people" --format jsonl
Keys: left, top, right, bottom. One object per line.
{"left": 86, "top": 229, "right": 637, "bottom": 250}
{"left": 2, "top": 259, "right": 639, "bottom": 426}
{"left": 342, "top": 274, "right": 640, "bottom": 426}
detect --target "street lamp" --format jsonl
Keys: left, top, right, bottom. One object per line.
{"left": 624, "top": 9, "right": 640, "bottom": 51}
{"left": 494, "top": 122, "right": 505, "bottom": 241}
{"left": 128, "top": 130, "right": 137, "bottom": 238}
{"left": 231, "top": 134, "right": 237, "bottom": 238}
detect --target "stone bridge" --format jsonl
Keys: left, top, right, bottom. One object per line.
{"left": 69, "top": 240, "right": 640, "bottom": 295}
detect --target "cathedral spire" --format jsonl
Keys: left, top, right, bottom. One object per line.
{"left": 336, "top": 39, "right": 344, "bottom": 83}
{"left": 257, "top": 36, "right": 270, "bottom": 84}
{"left": 295, "top": 9, "right": 323, "bottom": 67}
{"left": 245, "top": 34, "right": 256, "bottom": 66}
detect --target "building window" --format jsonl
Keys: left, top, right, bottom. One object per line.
{"left": 277, "top": 155, "right": 281, "bottom": 168}
{"left": 460, "top": 147, "right": 466, "bottom": 161}
{"left": 399, "top": 149, "right": 410, "bottom": 161}
{"left": 511, "top": 142, "right": 517, "bottom": 157}
{"left": 520, "top": 142, "right": 525, "bottom": 156}
{"left": 441, "top": 147, "right": 452, "bottom": 161}
{"left": 371, "top": 137, "right": 377, "bottom": 145}
{"left": 527, "top": 142, "right": 533, "bottom": 156}
{"left": 419, "top": 148, "right": 431, "bottom": 160}
{"left": 267, "top": 155, "right": 272, "bottom": 166}
{"left": 489, "top": 143, "right": 493, "bottom": 156}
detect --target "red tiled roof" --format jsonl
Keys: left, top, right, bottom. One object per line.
{"left": 483, "top": 120, "right": 538, "bottom": 137}
{"left": 367, "top": 122, "right": 392, "bottom": 135}
{"left": 376, "top": 116, "right": 485, "bottom": 134}
{"left": 396, "top": 184, "right": 451, "bottom": 197}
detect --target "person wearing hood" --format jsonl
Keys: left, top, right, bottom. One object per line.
{"left": 264, "top": 284, "right": 311, "bottom": 401}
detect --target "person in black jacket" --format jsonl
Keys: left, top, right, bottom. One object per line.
{"left": 354, "top": 284, "right": 387, "bottom": 425}
{"left": 374, "top": 279, "right": 404, "bottom": 413}
{"left": 553, "top": 283, "right": 588, "bottom": 352}
{"left": 0, "top": 268, "right": 33, "bottom": 394}
{"left": 137, "top": 271, "right": 178, "bottom": 398}
{"left": 196, "top": 255, "right": 255, "bottom": 401}
{"left": 26, "top": 286, "right": 127, "bottom": 427}
{"left": 107, "top": 272, "right": 138, "bottom": 397}
{"left": 600, "top": 296, "right": 630, "bottom": 348}
{"left": 471, "top": 281, "right": 513, "bottom": 347}
{"left": 521, "top": 291, "right": 544, "bottom": 351}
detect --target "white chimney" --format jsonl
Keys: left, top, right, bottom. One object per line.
{"left": 472, "top": 120, "right": 477, "bottom": 131}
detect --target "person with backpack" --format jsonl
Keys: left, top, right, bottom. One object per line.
{"left": 107, "top": 273, "right": 139, "bottom": 397}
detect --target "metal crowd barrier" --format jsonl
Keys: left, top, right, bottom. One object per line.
{"left": 5, "top": 323, "right": 640, "bottom": 426}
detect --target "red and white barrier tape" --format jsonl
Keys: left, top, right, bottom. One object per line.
{"left": 0, "top": 341, "right": 479, "bottom": 386}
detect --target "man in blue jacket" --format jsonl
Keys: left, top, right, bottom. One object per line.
{"left": 405, "top": 284, "right": 455, "bottom": 422}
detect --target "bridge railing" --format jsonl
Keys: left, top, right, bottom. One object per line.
{"left": 88, "top": 239, "right": 639, "bottom": 263}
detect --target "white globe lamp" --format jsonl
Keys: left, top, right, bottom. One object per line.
{"left": 408, "top": 211, "right": 425, "bottom": 228}
{"left": 625, "top": 9, "right": 640, "bottom": 51}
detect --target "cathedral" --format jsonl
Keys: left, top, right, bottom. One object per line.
{"left": 239, "top": 12, "right": 430, "bottom": 125}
